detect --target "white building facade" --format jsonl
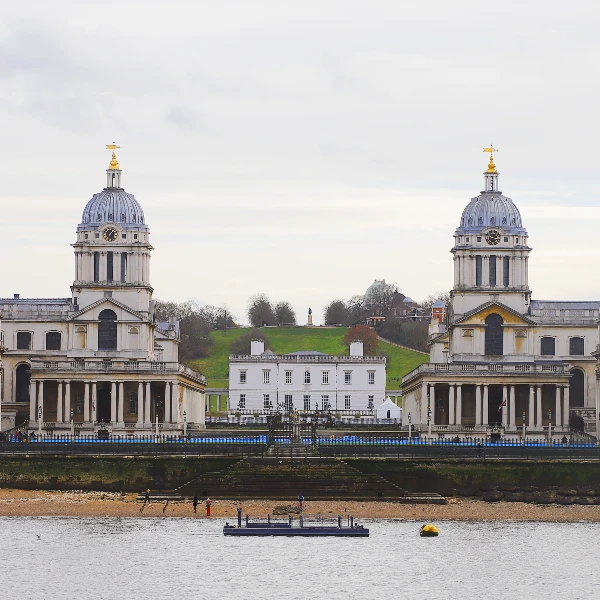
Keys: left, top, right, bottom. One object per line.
{"left": 228, "top": 340, "right": 386, "bottom": 416}
{"left": 402, "top": 152, "right": 600, "bottom": 438}
{"left": 0, "top": 149, "right": 206, "bottom": 435}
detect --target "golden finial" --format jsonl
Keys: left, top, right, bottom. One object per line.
{"left": 106, "top": 142, "right": 121, "bottom": 170}
{"left": 483, "top": 146, "right": 498, "bottom": 173}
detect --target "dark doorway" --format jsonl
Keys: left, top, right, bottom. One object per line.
{"left": 570, "top": 368, "right": 584, "bottom": 408}
{"left": 98, "top": 309, "right": 117, "bottom": 350}
{"left": 487, "top": 385, "right": 503, "bottom": 426}
{"left": 485, "top": 314, "right": 504, "bottom": 355}
{"left": 434, "top": 385, "right": 449, "bottom": 425}
{"left": 15, "top": 364, "right": 31, "bottom": 403}
{"left": 97, "top": 383, "right": 111, "bottom": 422}
{"left": 15, "top": 412, "right": 28, "bottom": 427}
{"left": 153, "top": 386, "right": 164, "bottom": 423}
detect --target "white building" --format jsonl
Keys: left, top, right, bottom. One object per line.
{"left": 228, "top": 340, "right": 386, "bottom": 416}
{"left": 402, "top": 151, "right": 600, "bottom": 438}
{"left": 0, "top": 148, "right": 206, "bottom": 435}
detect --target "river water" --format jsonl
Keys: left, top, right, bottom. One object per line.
{"left": 1, "top": 517, "right": 598, "bottom": 599}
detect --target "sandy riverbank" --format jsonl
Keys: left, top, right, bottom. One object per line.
{"left": 1, "top": 489, "right": 600, "bottom": 521}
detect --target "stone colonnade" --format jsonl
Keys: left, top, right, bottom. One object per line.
{"left": 421, "top": 382, "right": 570, "bottom": 428}
{"left": 29, "top": 379, "right": 182, "bottom": 425}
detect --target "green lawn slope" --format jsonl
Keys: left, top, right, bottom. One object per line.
{"left": 187, "top": 327, "right": 428, "bottom": 389}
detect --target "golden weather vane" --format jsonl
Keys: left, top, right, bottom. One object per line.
{"left": 106, "top": 142, "right": 121, "bottom": 169}
{"left": 483, "top": 145, "right": 498, "bottom": 173}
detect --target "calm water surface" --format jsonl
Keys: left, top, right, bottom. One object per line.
{"left": 1, "top": 517, "right": 598, "bottom": 600}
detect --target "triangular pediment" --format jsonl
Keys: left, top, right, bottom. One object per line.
{"left": 452, "top": 301, "right": 536, "bottom": 326}
{"left": 69, "top": 297, "right": 146, "bottom": 322}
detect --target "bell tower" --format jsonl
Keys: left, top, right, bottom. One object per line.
{"left": 71, "top": 144, "right": 153, "bottom": 315}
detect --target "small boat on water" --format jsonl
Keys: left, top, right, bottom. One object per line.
{"left": 419, "top": 524, "right": 439, "bottom": 537}
{"left": 223, "top": 508, "right": 369, "bottom": 537}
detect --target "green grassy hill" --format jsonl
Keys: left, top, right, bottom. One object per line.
{"left": 187, "top": 327, "right": 428, "bottom": 389}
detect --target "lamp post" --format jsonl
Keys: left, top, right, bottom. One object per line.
{"left": 38, "top": 404, "right": 42, "bottom": 437}
{"left": 70, "top": 408, "right": 74, "bottom": 442}
{"left": 548, "top": 410, "right": 552, "bottom": 446}
{"left": 408, "top": 412, "right": 412, "bottom": 444}
{"left": 183, "top": 410, "right": 187, "bottom": 439}
{"left": 522, "top": 411, "right": 526, "bottom": 446}
{"left": 427, "top": 406, "right": 432, "bottom": 444}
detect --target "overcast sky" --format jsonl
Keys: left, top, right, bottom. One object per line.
{"left": 2, "top": 0, "right": 600, "bottom": 325}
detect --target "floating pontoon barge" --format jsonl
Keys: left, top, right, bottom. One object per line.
{"left": 223, "top": 508, "right": 369, "bottom": 537}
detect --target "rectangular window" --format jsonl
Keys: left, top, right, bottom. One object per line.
{"left": 239, "top": 394, "right": 246, "bottom": 409}
{"left": 503, "top": 256, "right": 510, "bottom": 287}
{"left": 107, "top": 251, "right": 114, "bottom": 282}
{"left": 344, "top": 371, "right": 352, "bottom": 385}
{"left": 570, "top": 337, "right": 584, "bottom": 356}
{"left": 263, "top": 370, "right": 270, "bottom": 384}
{"left": 304, "top": 370, "right": 311, "bottom": 384}
{"left": 46, "top": 331, "right": 61, "bottom": 350}
{"left": 321, "top": 395, "right": 330, "bottom": 410}
{"left": 263, "top": 394, "right": 271, "bottom": 409}
{"left": 129, "top": 392, "right": 138, "bottom": 414}
{"left": 344, "top": 395, "right": 351, "bottom": 410}
{"left": 322, "top": 371, "right": 329, "bottom": 385}
{"left": 489, "top": 255, "right": 496, "bottom": 287}
{"left": 239, "top": 370, "right": 247, "bottom": 384}
{"left": 368, "top": 395, "right": 374, "bottom": 410}
{"left": 303, "top": 395, "right": 311, "bottom": 411}
{"left": 285, "top": 371, "right": 292, "bottom": 384}
{"left": 476, "top": 255, "right": 482, "bottom": 286}
{"left": 93, "top": 252, "right": 100, "bottom": 282}
{"left": 368, "top": 371, "right": 375, "bottom": 385}
{"left": 540, "top": 337, "right": 556, "bottom": 356}
{"left": 76, "top": 391, "right": 84, "bottom": 414}
{"left": 17, "top": 331, "right": 32, "bottom": 350}
{"left": 284, "top": 394, "right": 293, "bottom": 411}
{"left": 121, "top": 253, "right": 127, "bottom": 283}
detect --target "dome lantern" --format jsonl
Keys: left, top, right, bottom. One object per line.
{"left": 483, "top": 146, "right": 499, "bottom": 193}
{"left": 106, "top": 142, "right": 122, "bottom": 189}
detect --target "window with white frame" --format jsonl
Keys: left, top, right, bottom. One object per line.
{"left": 239, "top": 394, "right": 246, "bottom": 409}
{"left": 284, "top": 394, "right": 293, "bottom": 411}
{"left": 344, "top": 371, "right": 352, "bottom": 385}
{"left": 304, "top": 370, "right": 311, "bottom": 384}
{"left": 263, "top": 394, "right": 271, "bottom": 409}
{"left": 263, "top": 370, "right": 270, "bottom": 384}
{"left": 303, "top": 395, "right": 311, "bottom": 410}
{"left": 368, "top": 395, "right": 374, "bottom": 410}
{"left": 321, "top": 395, "right": 330, "bottom": 410}
{"left": 344, "top": 395, "right": 351, "bottom": 410}
{"left": 239, "top": 370, "right": 247, "bottom": 384}
{"left": 129, "top": 392, "right": 138, "bottom": 414}
{"left": 285, "top": 370, "right": 292, "bottom": 384}
{"left": 322, "top": 371, "right": 329, "bottom": 385}
{"left": 368, "top": 371, "right": 375, "bottom": 385}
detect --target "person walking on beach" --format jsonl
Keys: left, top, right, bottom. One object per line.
{"left": 205, "top": 497, "right": 212, "bottom": 517}
{"left": 140, "top": 489, "right": 151, "bottom": 513}
{"left": 297, "top": 494, "right": 304, "bottom": 510}
{"left": 193, "top": 495, "right": 199, "bottom": 513}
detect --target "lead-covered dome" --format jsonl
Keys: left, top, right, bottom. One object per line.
{"left": 456, "top": 192, "right": 526, "bottom": 235}
{"left": 79, "top": 189, "right": 148, "bottom": 232}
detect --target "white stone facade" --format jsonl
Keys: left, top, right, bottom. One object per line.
{"left": 228, "top": 341, "right": 386, "bottom": 415}
{"left": 0, "top": 153, "right": 206, "bottom": 435}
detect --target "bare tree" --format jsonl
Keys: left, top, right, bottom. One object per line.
{"left": 420, "top": 290, "right": 451, "bottom": 309}
{"left": 247, "top": 293, "right": 276, "bottom": 327}
{"left": 346, "top": 295, "right": 366, "bottom": 325}
{"left": 366, "top": 281, "right": 399, "bottom": 316}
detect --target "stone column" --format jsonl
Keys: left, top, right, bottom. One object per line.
{"left": 502, "top": 385, "right": 508, "bottom": 427}
{"left": 536, "top": 385, "right": 543, "bottom": 428}
{"left": 454, "top": 256, "right": 459, "bottom": 286}
{"left": 57, "top": 381, "right": 63, "bottom": 423}
{"left": 448, "top": 384, "right": 455, "bottom": 425}
{"left": 91, "top": 381, "right": 97, "bottom": 423}
{"left": 456, "top": 385, "right": 462, "bottom": 426}
{"left": 421, "top": 382, "right": 428, "bottom": 423}
{"left": 165, "top": 382, "right": 171, "bottom": 424}
{"left": 84, "top": 382, "right": 90, "bottom": 422}
{"left": 482, "top": 385, "right": 489, "bottom": 426}
{"left": 429, "top": 385, "right": 435, "bottom": 425}
{"left": 118, "top": 382, "right": 124, "bottom": 422}
{"left": 64, "top": 381, "right": 71, "bottom": 423}
{"left": 509, "top": 385, "right": 516, "bottom": 426}
{"left": 29, "top": 380, "right": 37, "bottom": 421}
{"left": 475, "top": 385, "right": 482, "bottom": 425}
{"left": 483, "top": 255, "right": 489, "bottom": 286}
{"left": 528, "top": 385, "right": 535, "bottom": 428}
{"left": 145, "top": 381, "right": 151, "bottom": 425}
{"left": 555, "top": 386, "right": 562, "bottom": 427}
{"left": 38, "top": 381, "right": 44, "bottom": 422}
{"left": 173, "top": 382, "right": 180, "bottom": 423}
{"left": 137, "top": 382, "right": 144, "bottom": 424}
{"left": 111, "top": 381, "right": 117, "bottom": 423}
{"left": 563, "top": 385, "right": 570, "bottom": 428}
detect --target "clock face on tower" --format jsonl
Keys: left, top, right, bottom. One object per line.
{"left": 103, "top": 227, "right": 118, "bottom": 242}
{"left": 485, "top": 230, "right": 500, "bottom": 245}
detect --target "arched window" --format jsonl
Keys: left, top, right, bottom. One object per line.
{"left": 484, "top": 313, "right": 504, "bottom": 355}
{"left": 15, "top": 364, "right": 31, "bottom": 403}
{"left": 98, "top": 309, "right": 117, "bottom": 351}
{"left": 570, "top": 368, "right": 585, "bottom": 407}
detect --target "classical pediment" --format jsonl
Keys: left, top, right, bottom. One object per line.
{"left": 68, "top": 297, "right": 146, "bottom": 322}
{"left": 452, "top": 301, "right": 536, "bottom": 327}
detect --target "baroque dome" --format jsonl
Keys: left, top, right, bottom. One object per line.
{"left": 456, "top": 192, "right": 526, "bottom": 235}
{"left": 78, "top": 189, "right": 148, "bottom": 232}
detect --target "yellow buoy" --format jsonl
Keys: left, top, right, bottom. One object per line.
{"left": 419, "top": 524, "right": 439, "bottom": 537}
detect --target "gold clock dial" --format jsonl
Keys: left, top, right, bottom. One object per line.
{"left": 485, "top": 230, "right": 500, "bottom": 245}
{"left": 103, "top": 227, "right": 118, "bottom": 242}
